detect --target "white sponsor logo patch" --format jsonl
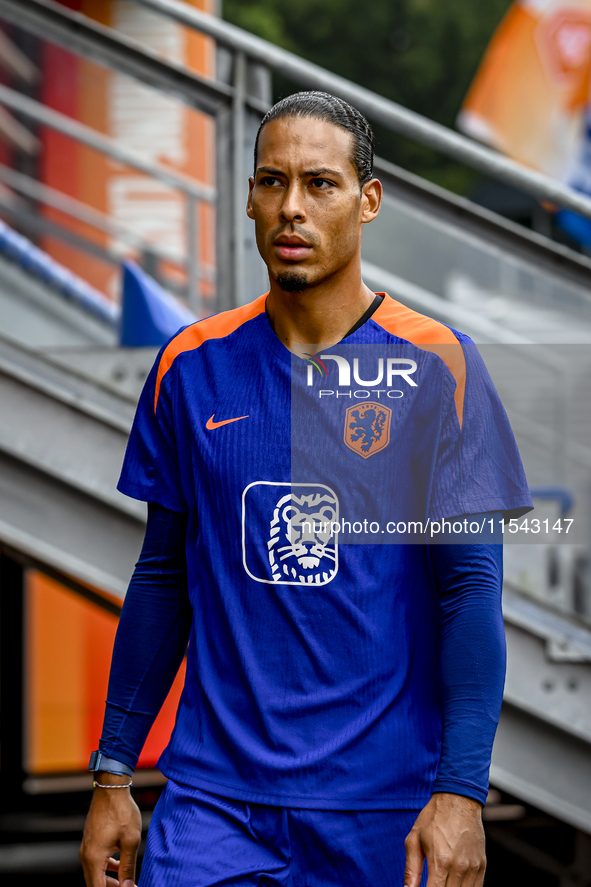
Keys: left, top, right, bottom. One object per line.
{"left": 242, "top": 482, "right": 339, "bottom": 586}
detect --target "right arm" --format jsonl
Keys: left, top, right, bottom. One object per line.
{"left": 80, "top": 502, "right": 192, "bottom": 887}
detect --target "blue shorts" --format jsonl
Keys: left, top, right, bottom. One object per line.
{"left": 139, "top": 779, "right": 428, "bottom": 887}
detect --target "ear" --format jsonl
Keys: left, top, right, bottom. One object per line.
{"left": 246, "top": 177, "right": 255, "bottom": 219}
{"left": 360, "top": 178, "right": 382, "bottom": 224}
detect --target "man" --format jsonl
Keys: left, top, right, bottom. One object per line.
{"left": 80, "top": 91, "right": 532, "bottom": 887}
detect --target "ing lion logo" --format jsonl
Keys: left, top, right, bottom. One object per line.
{"left": 268, "top": 490, "right": 338, "bottom": 585}
{"left": 344, "top": 402, "right": 392, "bottom": 459}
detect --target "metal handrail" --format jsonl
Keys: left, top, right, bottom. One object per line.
{"left": 0, "top": 83, "right": 213, "bottom": 202}
{"left": 0, "top": 217, "right": 119, "bottom": 326}
{"left": 0, "top": 82, "right": 216, "bottom": 308}
{"left": 136, "top": 0, "right": 591, "bottom": 223}
{"left": 0, "top": 0, "right": 247, "bottom": 116}
{"left": 0, "top": 162, "right": 185, "bottom": 266}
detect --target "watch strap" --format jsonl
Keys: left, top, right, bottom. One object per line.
{"left": 88, "top": 750, "right": 134, "bottom": 777}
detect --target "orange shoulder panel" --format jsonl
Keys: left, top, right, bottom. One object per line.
{"left": 154, "top": 294, "right": 268, "bottom": 411}
{"left": 372, "top": 294, "right": 466, "bottom": 428}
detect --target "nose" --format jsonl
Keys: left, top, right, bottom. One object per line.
{"left": 280, "top": 181, "right": 305, "bottom": 222}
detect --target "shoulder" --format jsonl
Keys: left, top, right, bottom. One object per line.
{"left": 373, "top": 294, "right": 467, "bottom": 426}
{"left": 153, "top": 294, "right": 268, "bottom": 411}
{"left": 372, "top": 293, "right": 462, "bottom": 347}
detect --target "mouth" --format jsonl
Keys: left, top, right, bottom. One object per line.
{"left": 274, "top": 238, "right": 312, "bottom": 262}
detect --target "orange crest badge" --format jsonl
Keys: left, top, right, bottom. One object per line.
{"left": 344, "top": 402, "right": 392, "bottom": 459}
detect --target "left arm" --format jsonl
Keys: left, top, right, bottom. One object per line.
{"left": 404, "top": 514, "right": 505, "bottom": 887}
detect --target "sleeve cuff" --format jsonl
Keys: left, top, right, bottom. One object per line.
{"left": 98, "top": 743, "right": 139, "bottom": 773}
{"left": 432, "top": 778, "right": 488, "bottom": 807}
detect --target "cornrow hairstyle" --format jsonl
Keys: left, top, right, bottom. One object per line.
{"left": 253, "top": 91, "right": 375, "bottom": 187}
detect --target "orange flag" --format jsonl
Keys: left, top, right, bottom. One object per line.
{"left": 459, "top": 0, "right": 591, "bottom": 181}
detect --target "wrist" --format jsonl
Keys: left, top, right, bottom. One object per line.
{"left": 431, "top": 779, "right": 487, "bottom": 808}
{"left": 431, "top": 791, "right": 483, "bottom": 815}
{"left": 93, "top": 771, "right": 134, "bottom": 791}
{"left": 95, "top": 771, "right": 132, "bottom": 785}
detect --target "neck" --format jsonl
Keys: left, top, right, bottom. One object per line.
{"left": 266, "top": 262, "right": 374, "bottom": 354}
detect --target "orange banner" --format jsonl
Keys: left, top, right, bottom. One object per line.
{"left": 459, "top": 0, "right": 591, "bottom": 180}
{"left": 25, "top": 570, "right": 186, "bottom": 774}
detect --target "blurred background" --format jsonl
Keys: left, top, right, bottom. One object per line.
{"left": 1, "top": 1, "right": 591, "bottom": 885}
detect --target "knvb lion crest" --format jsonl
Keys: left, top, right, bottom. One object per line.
{"left": 344, "top": 402, "right": 392, "bottom": 459}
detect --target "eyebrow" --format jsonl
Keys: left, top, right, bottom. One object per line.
{"left": 256, "top": 166, "right": 344, "bottom": 179}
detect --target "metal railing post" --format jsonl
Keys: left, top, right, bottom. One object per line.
{"left": 215, "top": 102, "right": 233, "bottom": 312}
{"left": 232, "top": 51, "right": 246, "bottom": 307}
{"left": 186, "top": 194, "right": 200, "bottom": 313}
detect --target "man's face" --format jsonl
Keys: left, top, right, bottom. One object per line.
{"left": 247, "top": 116, "right": 378, "bottom": 292}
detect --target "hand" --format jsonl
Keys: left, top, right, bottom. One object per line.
{"left": 404, "top": 792, "right": 486, "bottom": 887}
{"left": 80, "top": 773, "right": 142, "bottom": 887}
